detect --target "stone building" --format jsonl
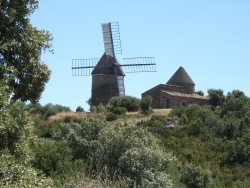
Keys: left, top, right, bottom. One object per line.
{"left": 142, "top": 66, "right": 208, "bottom": 108}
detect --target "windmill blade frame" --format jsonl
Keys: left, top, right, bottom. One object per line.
{"left": 71, "top": 22, "right": 157, "bottom": 106}
{"left": 122, "top": 57, "right": 156, "bottom": 73}
{"left": 102, "top": 22, "right": 122, "bottom": 57}
{"left": 72, "top": 56, "right": 156, "bottom": 76}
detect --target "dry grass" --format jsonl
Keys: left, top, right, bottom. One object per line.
{"left": 48, "top": 109, "right": 172, "bottom": 123}
{"left": 114, "top": 109, "right": 172, "bottom": 125}
{"left": 48, "top": 112, "right": 91, "bottom": 121}
{"left": 152, "top": 108, "right": 172, "bottom": 116}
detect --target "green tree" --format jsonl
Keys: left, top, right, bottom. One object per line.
{"left": 0, "top": 0, "right": 53, "bottom": 102}
{"left": 140, "top": 95, "right": 153, "bottom": 114}
{"left": 224, "top": 132, "right": 250, "bottom": 165}
{"left": 195, "top": 90, "right": 204, "bottom": 96}
{"left": 0, "top": 81, "right": 54, "bottom": 187}
{"left": 207, "top": 89, "right": 225, "bottom": 107}
{"left": 221, "top": 90, "right": 250, "bottom": 118}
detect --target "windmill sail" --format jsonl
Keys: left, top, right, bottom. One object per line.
{"left": 72, "top": 56, "right": 156, "bottom": 76}
{"left": 122, "top": 57, "right": 156, "bottom": 72}
{"left": 102, "top": 22, "right": 122, "bottom": 57}
{"left": 72, "top": 22, "right": 156, "bottom": 106}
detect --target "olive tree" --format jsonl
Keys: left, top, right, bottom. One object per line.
{"left": 0, "top": 0, "right": 53, "bottom": 102}
{"left": 207, "top": 89, "right": 225, "bottom": 107}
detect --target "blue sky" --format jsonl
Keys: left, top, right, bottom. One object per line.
{"left": 31, "top": 0, "right": 250, "bottom": 111}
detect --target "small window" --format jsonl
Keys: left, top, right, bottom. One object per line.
{"left": 183, "top": 102, "right": 186, "bottom": 106}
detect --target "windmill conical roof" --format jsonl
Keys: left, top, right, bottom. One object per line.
{"left": 167, "top": 66, "right": 194, "bottom": 85}
{"left": 91, "top": 53, "right": 125, "bottom": 76}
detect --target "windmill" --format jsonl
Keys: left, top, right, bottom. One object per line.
{"left": 72, "top": 22, "right": 156, "bottom": 106}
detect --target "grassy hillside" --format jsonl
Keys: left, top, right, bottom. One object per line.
{"left": 2, "top": 93, "right": 249, "bottom": 187}
{"left": 30, "top": 102, "right": 250, "bottom": 187}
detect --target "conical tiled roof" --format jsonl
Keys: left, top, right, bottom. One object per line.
{"left": 91, "top": 53, "right": 125, "bottom": 76}
{"left": 167, "top": 66, "right": 194, "bottom": 85}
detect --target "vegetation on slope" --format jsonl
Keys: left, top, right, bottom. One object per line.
{"left": 138, "top": 90, "right": 250, "bottom": 187}
{"left": 1, "top": 0, "right": 250, "bottom": 187}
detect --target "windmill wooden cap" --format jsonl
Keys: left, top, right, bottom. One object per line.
{"left": 91, "top": 53, "right": 125, "bottom": 76}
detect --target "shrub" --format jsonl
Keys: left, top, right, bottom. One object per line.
{"left": 67, "top": 118, "right": 107, "bottom": 160}
{"left": 0, "top": 154, "right": 54, "bottom": 187}
{"left": 97, "top": 103, "right": 106, "bottom": 113}
{"left": 0, "top": 81, "right": 54, "bottom": 187}
{"left": 34, "top": 121, "right": 61, "bottom": 138}
{"left": 111, "top": 106, "right": 127, "bottom": 115}
{"left": 92, "top": 125, "right": 176, "bottom": 187}
{"left": 32, "top": 140, "right": 73, "bottom": 176}
{"left": 179, "top": 114, "right": 188, "bottom": 125}
{"left": 36, "top": 103, "right": 72, "bottom": 119}
{"left": 76, "top": 106, "right": 84, "bottom": 112}
{"left": 90, "top": 105, "right": 97, "bottom": 113}
{"left": 108, "top": 96, "right": 140, "bottom": 112}
{"left": 224, "top": 133, "right": 250, "bottom": 165}
{"left": 23, "top": 102, "right": 43, "bottom": 115}
{"left": 171, "top": 106, "right": 187, "bottom": 118}
{"left": 106, "top": 113, "right": 118, "bottom": 121}
{"left": 179, "top": 164, "right": 211, "bottom": 188}
{"left": 140, "top": 95, "right": 153, "bottom": 114}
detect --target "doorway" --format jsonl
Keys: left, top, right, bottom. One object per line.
{"left": 166, "top": 99, "right": 170, "bottom": 108}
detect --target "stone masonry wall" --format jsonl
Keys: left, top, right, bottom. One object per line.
{"left": 142, "top": 84, "right": 163, "bottom": 108}
{"left": 142, "top": 84, "right": 208, "bottom": 109}
{"left": 161, "top": 93, "right": 208, "bottom": 108}
{"left": 91, "top": 74, "right": 121, "bottom": 106}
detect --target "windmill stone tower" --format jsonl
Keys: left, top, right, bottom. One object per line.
{"left": 72, "top": 22, "right": 156, "bottom": 106}
{"left": 91, "top": 53, "right": 125, "bottom": 106}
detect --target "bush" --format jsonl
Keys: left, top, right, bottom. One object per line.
{"left": 67, "top": 118, "right": 107, "bottom": 160}
{"left": 179, "top": 164, "right": 211, "bottom": 188}
{"left": 224, "top": 133, "right": 250, "bottom": 165}
{"left": 26, "top": 103, "right": 71, "bottom": 119}
{"left": 0, "top": 82, "right": 54, "bottom": 187}
{"left": 0, "top": 154, "right": 54, "bottom": 187}
{"left": 106, "top": 113, "right": 118, "bottom": 121}
{"left": 108, "top": 96, "right": 140, "bottom": 112}
{"left": 32, "top": 140, "right": 73, "bottom": 176}
{"left": 90, "top": 106, "right": 97, "bottom": 113}
{"left": 34, "top": 121, "right": 61, "bottom": 138}
{"left": 92, "top": 125, "right": 176, "bottom": 187}
{"left": 96, "top": 103, "right": 106, "bottom": 113}
{"left": 171, "top": 106, "right": 187, "bottom": 118}
{"left": 140, "top": 95, "right": 153, "bottom": 114}
{"left": 23, "top": 102, "right": 43, "bottom": 115}
{"left": 90, "top": 104, "right": 106, "bottom": 113}
{"left": 111, "top": 106, "right": 127, "bottom": 115}
{"left": 76, "top": 106, "right": 84, "bottom": 112}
